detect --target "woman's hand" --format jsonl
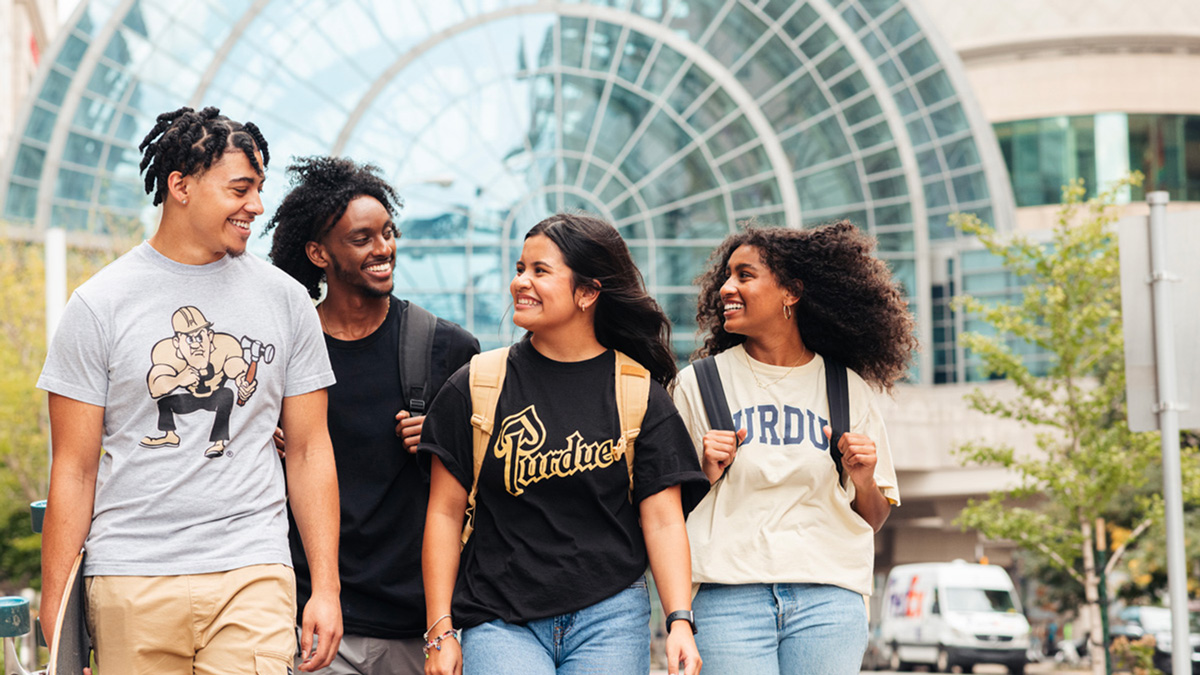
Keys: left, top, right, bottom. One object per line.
{"left": 700, "top": 428, "right": 747, "bottom": 483}
{"left": 424, "top": 633, "right": 461, "bottom": 675}
{"left": 828, "top": 427, "right": 878, "bottom": 488}
{"left": 666, "top": 622, "right": 703, "bottom": 675}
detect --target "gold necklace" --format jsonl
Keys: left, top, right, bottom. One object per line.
{"left": 744, "top": 347, "right": 808, "bottom": 389}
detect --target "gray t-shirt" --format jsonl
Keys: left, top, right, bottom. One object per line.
{"left": 38, "top": 242, "right": 335, "bottom": 577}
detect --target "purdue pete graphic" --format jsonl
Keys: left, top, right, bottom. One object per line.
{"left": 140, "top": 306, "right": 266, "bottom": 458}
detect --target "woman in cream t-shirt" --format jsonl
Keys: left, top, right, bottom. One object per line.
{"left": 673, "top": 222, "right": 918, "bottom": 675}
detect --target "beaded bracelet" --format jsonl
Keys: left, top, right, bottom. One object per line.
{"left": 422, "top": 629, "right": 460, "bottom": 660}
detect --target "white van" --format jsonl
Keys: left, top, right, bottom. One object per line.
{"left": 879, "top": 561, "right": 1031, "bottom": 673}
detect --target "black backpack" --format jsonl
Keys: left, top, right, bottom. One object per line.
{"left": 397, "top": 301, "right": 438, "bottom": 415}
{"left": 692, "top": 354, "right": 850, "bottom": 485}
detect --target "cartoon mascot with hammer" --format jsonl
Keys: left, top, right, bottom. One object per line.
{"left": 141, "top": 306, "right": 274, "bottom": 458}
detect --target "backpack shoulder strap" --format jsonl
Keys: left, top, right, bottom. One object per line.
{"left": 398, "top": 301, "right": 438, "bottom": 415}
{"left": 693, "top": 356, "right": 734, "bottom": 431}
{"left": 461, "top": 346, "right": 510, "bottom": 545}
{"left": 613, "top": 351, "right": 651, "bottom": 503}
{"left": 824, "top": 357, "right": 850, "bottom": 486}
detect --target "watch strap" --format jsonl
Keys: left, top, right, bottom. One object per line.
{"left": 665, "top": 609, "right": 697, "bottom": 634}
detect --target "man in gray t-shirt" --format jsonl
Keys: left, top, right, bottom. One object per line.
{"left": 37, "top": 107, "right": 343, "bottom": 674}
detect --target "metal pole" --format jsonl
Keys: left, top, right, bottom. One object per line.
{"left": 1096, "top": 519, "right": 1111, "bottom": 675}
{"left": 1147, "top": 191, "right": 1190, "bottom": 675}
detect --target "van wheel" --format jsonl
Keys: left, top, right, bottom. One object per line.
{"left": 889, "top": 644, "right": 913, "bottom": 672}
{"left": 936, "top": 647, "right": 951, "bottom": 673}
{"left": 1006, "top": 664, "right": 1025, "bottom": 675}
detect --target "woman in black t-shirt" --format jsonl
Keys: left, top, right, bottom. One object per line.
{"left": 420, "top": 214, "right": 708, "bottom": 675}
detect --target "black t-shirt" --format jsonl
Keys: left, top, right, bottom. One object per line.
{"left": 418, "top": 339, "right": 708, "bottom": 629}
{"left": 288, "top": 297, "right": 479, "bottom": 639}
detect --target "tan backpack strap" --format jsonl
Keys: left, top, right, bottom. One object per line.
{"left": 463, "top": 347, "right": 510, "bottom": 546}
{"left": 613, "top": 351, "right": 651, "bottom": 503}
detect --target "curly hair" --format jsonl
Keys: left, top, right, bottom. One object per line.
{"left": 138, "top": 106, "right": 269, "bottom": 206}
{"left": 694, "top": 221, "right": 916, "bottom": 391}
{"left": 262, "top": 156, "right": 404, "bottom": 299}
{"left": 527, "top": 213, "right": 677, "bottom": 388}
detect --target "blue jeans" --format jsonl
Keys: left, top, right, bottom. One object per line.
{"left": 693, "top": 582, "right": 867, "bottom": 675}
{"left": 461, "top": 577, "right": 651, "bottom": 675}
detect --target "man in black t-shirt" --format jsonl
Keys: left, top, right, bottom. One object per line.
{"left": 266, "top": 157, "right": 479, "bottom": 674}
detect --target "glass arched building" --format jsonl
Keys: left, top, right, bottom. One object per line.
{"left": 0, "top": 0, "right": 1016, "bottom": 381}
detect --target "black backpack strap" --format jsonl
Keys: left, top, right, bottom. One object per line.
{"left": 824, "top": 358, "right": 850, "bottom": 486}
{"left": 398, "top": 301, "right": 438, "bottom": 415}
{"left": 693, "top": 356, "right": 734, "bottom": 431}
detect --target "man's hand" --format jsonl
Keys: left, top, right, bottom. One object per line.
{"left": 272, "top": 426, "right": 285, "bottom": 458}
{"left": 395, "top": 411, "right": 424, "bottom": 454}
{"left": 298, "top": 590, "right": 342, "bottom": 672}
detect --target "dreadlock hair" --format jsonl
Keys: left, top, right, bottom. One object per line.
{"left": 263, "top": 156, "right": 404, "bottom": 299}
{"left": 693, "top": 221, "right": 917, "bottom": 392}
{"left": 138, "top": 106, "right": 270, "bottom": 206}
{"left": 525, "top": 213, "right": 677, "bottom": 388}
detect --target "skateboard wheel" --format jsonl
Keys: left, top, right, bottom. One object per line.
{"left": 0, "top": 596, "right": 30, "bottom": 638}
{"left": 31, "top": 499, "right": 46, "bottom": 534}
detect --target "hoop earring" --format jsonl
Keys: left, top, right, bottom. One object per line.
{"left": 784, "top": 304, "right": 792, "bottom": 320}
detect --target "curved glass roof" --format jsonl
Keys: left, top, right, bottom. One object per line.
{"left": 0, "top": 0, "right": 1015, "bottom": 380}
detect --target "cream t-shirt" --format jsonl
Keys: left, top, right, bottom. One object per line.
{"left": 673, "top": 346, "right": 899, "bottom": 595}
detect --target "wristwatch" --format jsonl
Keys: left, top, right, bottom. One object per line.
{"left": 665, "top": 609, "right": 697, "bottom": 634}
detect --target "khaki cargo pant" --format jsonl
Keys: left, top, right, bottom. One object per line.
{"left": 85, "top": 564, "right": 296, "bottom": 675}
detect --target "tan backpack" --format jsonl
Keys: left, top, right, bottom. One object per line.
{"left": 460, "top": 346, "right": 651, "bottom": 545}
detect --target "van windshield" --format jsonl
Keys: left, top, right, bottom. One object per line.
{"left": 944, "top": 587, "right": 1018, "bottom": 613}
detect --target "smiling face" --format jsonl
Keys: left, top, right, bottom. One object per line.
{"left": 719, "top": 244, "right": 798, "bottom": 340}
{"left": 179, "top": 149, "right": 265, "bottom": 261}
{"left": 510, "top": 234, "right": 592, "bottom": 335}
{"left": 315, "top": 195, "right": 397, "bottom": 299}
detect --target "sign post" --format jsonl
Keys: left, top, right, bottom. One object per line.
{"left": 1119, "top": 193, "right": 1199, "bottom": 675}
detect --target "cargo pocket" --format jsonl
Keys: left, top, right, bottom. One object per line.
{"left": 254, "top": 650, "right": 294, "bottom": 675}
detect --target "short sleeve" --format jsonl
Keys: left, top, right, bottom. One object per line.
{"left": 283, "top": 288, "right": 335, "bottom": 397}
{"left": 37, "top": 293, "right": 110, "bottom": 407}
{"left": 631, "top": 383, "right": 709, "bottom": 515}
{"left": 417, "top": 364, "right": 474, "bottom": 490}
{"left": 849, "top": 374, "right": 901, "bottom": 506}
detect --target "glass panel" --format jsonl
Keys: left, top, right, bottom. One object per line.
{"left": 54, "top": 168, "right": 96, "bottom": 201}
{"left": 4, "top": 183, "right": 38, "bottom": 220}
{"left": 13, "top": 145, "right": 46, "bottom": 180}
{"left": 707, "top": 4, "right": 767, "bottom": 68}
{"left": 796, "top": 162, "right": 863, "bottom": 211}
{"left": 874, "top": 203, "right": 913, "bottom": 228}
{"left": 879, "top": 10, "right": 919, "bottom": 47}
{"left": 784, "top": 116, "right": 851, "bottom": 170}
{"left": 952, "top": 170, "right": 989, "bottom": 204}
{"left": 39, "top": 69, "right": 72, "bottom": 106}
{"left": 56, "top": 34, "right": 90, "bottom": 71}
{"left": 617, "top": 28, "right": 658, "bottom": 84}
{"left": 915, "top": 70, "right": 955, "bottom": 107}
{"left": 760, "top": 73, "right": 828, "bottom": 132}
{"left": 944, "top": 137, "right": 982, "bottom": 170}
{"left": 870, "top": 175, "right": 908, "bottom": 200}
{"left": 64, "top": 132, "right": 106, "bottom": 168}
{"left": 24, "top": 105, "right": 57, "bottom": 143}
{"left": 815, "top": 47, "right": 854, "bottom": 81}
{"left": 898, "top": 39, "right": 938, "bottom": 77}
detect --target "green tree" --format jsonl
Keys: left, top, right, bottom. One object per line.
{"left": 949, "top": 175, "right": 1196, "bottom": 674}
{"left": 0, "top": 233, "right": 127, "bottom": 593}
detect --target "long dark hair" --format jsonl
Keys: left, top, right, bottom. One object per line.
{"left": 526, "top": 213, "right": 677, "bottom": 387}
{"left": 694, "top": 221, "right": 916, "bottom": 391}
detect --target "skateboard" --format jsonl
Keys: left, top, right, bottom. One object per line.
{"left": 1, "top": 500, "right": 91, "bottom": 675}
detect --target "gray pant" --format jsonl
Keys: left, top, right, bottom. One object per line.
{"left": 295, "top": 630, "right": 425, "bottom": 675}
